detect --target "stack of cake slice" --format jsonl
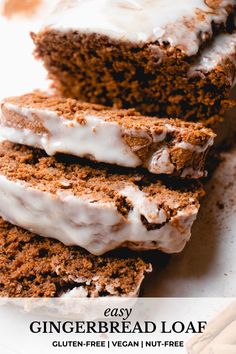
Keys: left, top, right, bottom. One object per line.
{"left": 0, "top": 0, "right": 235, "bottom": 298}
{"left": 0, "top": 94, "right": 209, "bottom": 298}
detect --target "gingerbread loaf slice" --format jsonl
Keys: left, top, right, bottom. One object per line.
{"left": 0, "top": 92, "right": 215, "bottom": 178}
{"left": 0, "top": 218, "right": 151, "bottom": 297}
{"left": 0, "top": 142, "right": 204, "bottom": 256}
{"left": 31, "top": 0, "right": 236, "bottom": 122}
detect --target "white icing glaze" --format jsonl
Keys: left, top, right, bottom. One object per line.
{"left": 44, "top": 0, "right": 234, "bottom": 56}
{"left": 146, "top": 146, "right": 175, "bottom": 174}
{"left": 1, "top": 103, "right": 140, "bottom": 167}
{"left": 0, "top": 175, "right": 199, "bottom": 255}
{"left": 152, "top": 127, "right": 168, "bottom": 143}
{"left": 0, "top": 127, "right": 41, "bottom": 147}
{"left": 0, "top": 103, "right": 214, "bottom": 178}
{"left": 175, "top": 137, "right": 214, "bottom": 153}
{"left": 120, "top": 185, "right": 167, "bottom": 223}
{"left": 61, "top": 287, "right": 89, "bottom": 298}
{"left": 190, "top": 31, "right": 236, "bottom": 82}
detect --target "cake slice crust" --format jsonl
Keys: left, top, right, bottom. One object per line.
{"left": 32, "top": 3, "right": 236, "bottom": 122}
{"left": 0, "top": 142, "right": 204, "bottom": 255}
{"left": 0, "top": 218, "right": 151, "bottom": 298}
{"left": 1, "top": 92, "right": 215, "bottom": 178}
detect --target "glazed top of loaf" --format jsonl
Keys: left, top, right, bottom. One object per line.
{"left": 43, "top": 0, "right": 234, "bottom": 56}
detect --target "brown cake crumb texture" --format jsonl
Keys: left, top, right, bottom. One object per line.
{"left": 0, "top": 142, "right": 204, "bottom": 229}
{"left": 31, "top": 11, "right": 236, "bottom": 124}
{"left": 2, "top": 93, "right": 215, "bottom": 175}
{"left": 0, "top": 218, "right": 151, "bottom": 297}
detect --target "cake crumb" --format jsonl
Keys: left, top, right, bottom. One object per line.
{"left": 216, "top": 201, "right": 225, "bottom": 210}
